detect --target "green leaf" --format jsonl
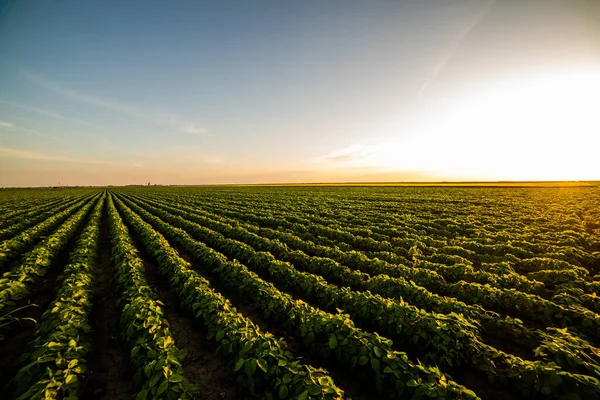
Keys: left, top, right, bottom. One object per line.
{"left": 257, "top": 358, "right": 268, "bottom": 373}
{"left": 406, "top": 379, "right": 418, "bottom": 387}
{"left": 241, "top": 341, "right": 253, "bottom": 354}
{"left": 135, "top": 390, "right": 149, "bottom": 400}
{"left": 157, "top": 381, "right": 169, "bottom": 395}
{"left": 244, "top": 359, "right": 257, "bottom": 377}
{"left": 373, "top": 346, "right": 382, "bottom": 358}
{"left": 131, "top": 346, "right": 140, "bottom": 358}
{"left": 65, "top": 374, "right": 77, "bottom": 385}
{"left": 308, "top": 385, "right": 322, "bottom": 395}
{"left": 169, "top": 374, "right": 184, "bottom": 383}
{"left": 215, "top": 330, "right": 224, "bottom": 342}
{"left": 371, "top": 358, "right": 380, "bottom": 373}
{"left": 358, "top": 356, "right": 369, "bottom": 366}
{"left": 328, "top": 335, "right": 338, "bottom": 349}
{"left": 234, "top": 359, "right": 246, "bottom": 372}
{"left": 298, "top": 390, "right": 308, "bottom": 400}
{"left": 278, "top": 384, "right": 289, "bottom": 399}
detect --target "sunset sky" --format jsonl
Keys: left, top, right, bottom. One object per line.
{"left": 1, "top": 0, "right": 599, "bottom": 186}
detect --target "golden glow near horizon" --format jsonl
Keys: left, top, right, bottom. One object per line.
{"left": 1, "top": 0, "right": 599, "bottom": 186}
{"left": 320, "top": 69, "right": 600, "bottom": 181}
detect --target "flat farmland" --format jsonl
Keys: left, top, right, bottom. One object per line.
{"left": 0, "top": 186, "right": 599, "bottom": 400}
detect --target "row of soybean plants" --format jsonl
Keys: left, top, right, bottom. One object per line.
{"left": 193, "top": 185, "right": 595, "bottom": 252}
{"left": 11, "top": 193, "right": 217, "bottom": 399}
{"left": 170, "top": 191, "right": 599, "bottom": 295}
{"left": 199, "top": 186, "right": 600, "bottom": 271}
{"left": 0, "top": 192, "right": 99, "bottom": 272}
{"left": 141, "top": 192, "right": 551, "bottom": 296}
{"left": 3, "top": 193, "right": 194, "bottom": 400}
{"left": 0, "top": 193, "right": 102, "bottom": 320}
{"left": 111, "top": 194, "right": 346, "bottom": 400}
{"left": 234, "top": 193, "right": 600, "bottom": 297}
{"left": 171, "top": 190, "right": 598, "bottom": 286}
{"left": 125, "top": 194, "right": 600, "bottom": 383}
{"left": 0, "top": 190, "right": 65, "bottom": 216}
{"left": 0, "top": 195, "right": 90, "bottom": 242}
{"left": 0, "top": 195, "right": 77, "bottom": 231}
{"left": 2, "top": 192, "right": 188, "bottom": 400}
{"left": 113, "top": 194, "right": 477, "bottom": 400}
{"left": 117, "top": 193, "right": 600, "bottom": 400}
{"left": 227, "top": 198, "right": 599, "bottom": 338}
{"left": 9, "top": 193, "right": 107, "bottom": 399}
{"left": 105, "top": 194, "right": 198, "bottom": 400}
{"left": 133, "top": 193, "right": 600, "bottom": 344}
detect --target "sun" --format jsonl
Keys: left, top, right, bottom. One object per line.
{"left": 360, "top": 68, "right": 600, "bottom": 181}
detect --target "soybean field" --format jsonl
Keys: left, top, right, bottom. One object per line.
{"left": 1, "top": 185, "right": 599, "bottom": 400}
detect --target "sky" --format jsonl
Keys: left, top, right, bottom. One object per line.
{"left": 0, "top": 0, "right": 599, "bottom": 186}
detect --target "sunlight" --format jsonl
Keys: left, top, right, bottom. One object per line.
{"left": 366, "top": 69, "right": 600, "bottom": 180}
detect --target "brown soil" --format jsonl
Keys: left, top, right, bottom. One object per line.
{"left": 134, "top": 243, "right": 244, "bottom": 400}
{"left": 173, "top": 245, "right": 378, "bottom": 400}
{"left": 80, "top": 206, "right": 134, "bottom": 400}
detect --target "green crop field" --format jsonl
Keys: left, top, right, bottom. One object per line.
{"left": 0, "top": 186, "right": 599, "bottom": 400}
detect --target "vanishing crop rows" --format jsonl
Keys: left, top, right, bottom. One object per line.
{"left": 0, "top": 186, "right": 599, "bottom": 400}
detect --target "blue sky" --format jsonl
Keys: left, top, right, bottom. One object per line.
{"left": 1, "top": 0, "right": 599, "bottom": 186}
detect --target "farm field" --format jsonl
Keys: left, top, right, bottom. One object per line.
{"left": 0, "top": 186, "right": 599, "bottom": 400}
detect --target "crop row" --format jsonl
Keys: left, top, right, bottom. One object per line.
{"left": 114, "top": 194, "right": 477, "bottom": 399}
{"left": 106, "top": 194, "right": 197, "bottom": 399}
{"left": 10, "top": 193, "right": 106, "bottom": 399}
{"left": 0, "top": 194, "right": 101, "bottom": 317}
{"left": 125, "top": 194, "right": 600, "bottom": 379}
{"left": 0, "top": 196, "right": 86, "bottom": 242}
{"left": 0, "top": 196, "right": 75, "bottom": 231}
{"left": 167, "top": 189, "right": 596, "bottom": 256}
{"left": 112, "top": 195, "right": 346, "bottom": 400}
{"left": 0, "top": 195, "right": 66, "bottom": 219}
{"left": 0, "top": 193, "right": 98, "bottom": 272}
{"left": 119, "top": 194, "right": 600, "bottom": 399}
{"left": 169, "top": 194, "right": 599, "bottom": 295}
{"left": 134, "top": 194, "right": 600, "bottom": 342}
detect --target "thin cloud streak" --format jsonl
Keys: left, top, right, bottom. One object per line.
{"left": 0, "top": 121, "right": 65, "bottom": 143}
{"left": 0, "top": 146, "right": 143, "bottom": 167}
{"left": 323, "top": 145, "right": 368, "bottom": 163}
{"left": 22, "top": 69, "right": 152, "bottom": 122}
{"left": 0, "top": 121, "right": 15, "bottom": 129}
{"left": 183, "top": 123, "right": 209, "bottom": 135}
{"left": 0, "top": 99, "right": 97, "bottom": 128}
{"left": 418, "top": 0, "right": 497, "bottom": 100}
{"left": 0, "top": 100, "right": 111, "bottom": 145}
{"left": 22, "top": 70, "right": 210, "bottom": 136}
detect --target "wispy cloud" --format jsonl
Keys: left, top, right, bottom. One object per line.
{"left": 0, "top": 100, "right": 96, "bottom": 128}
{"left": 0, "top": 121, "right": 64, "bottom": 143}
{"left": 183, "top": 123, "right": 209, "bottom": 135}
{"left": 0, "top": 121, "right": 14, "bottom": 129}
{"left": 21, "top": 69, "right": 211, "bottom": 135}
{"left": 0, "top": 146, "right": 143, "bottom": 167}
{"left": 418, "top": 0, "right": 497, "bottom": 100}
{"left": 324, "top": 145, "right": 368, "bottom": 163}
{"left": 22, "top": 69, "right": 152, "bottom": 121}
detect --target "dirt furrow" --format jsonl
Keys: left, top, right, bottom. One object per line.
{"left": 80, "top": 206, "right": 134, "bottom": 400}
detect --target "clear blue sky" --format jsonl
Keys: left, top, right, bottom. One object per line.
{"left": 1, "top": 0, "right": 599, "bottom": 186}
